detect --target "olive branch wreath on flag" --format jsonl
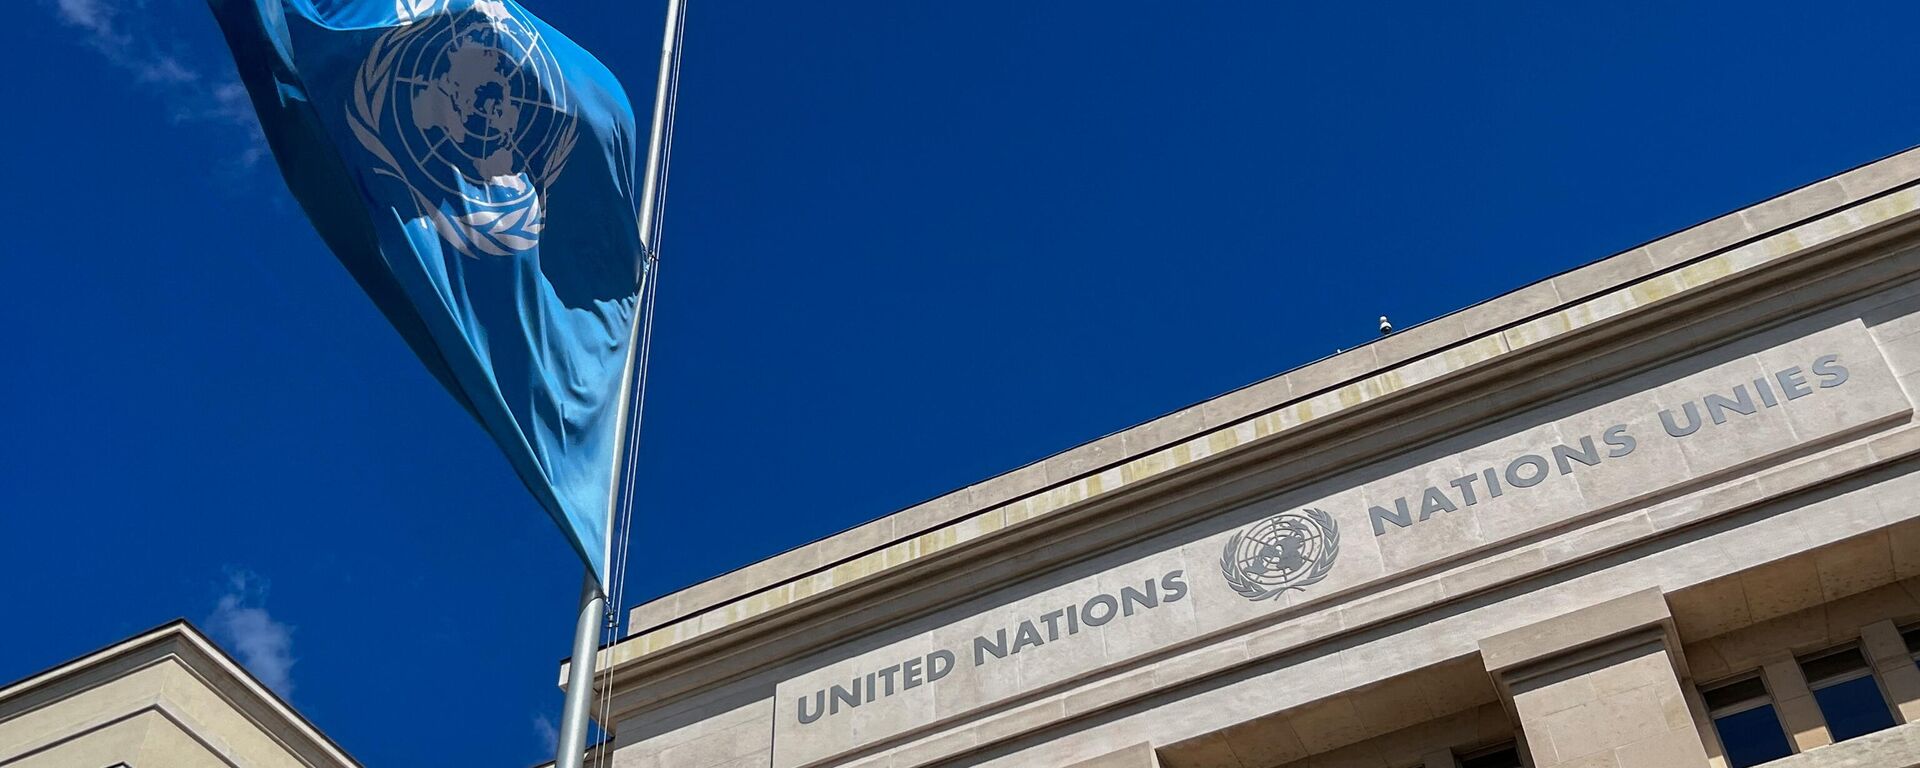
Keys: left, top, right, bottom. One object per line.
{"left": 344, "top": 19, "right": 579, "bottom": 258}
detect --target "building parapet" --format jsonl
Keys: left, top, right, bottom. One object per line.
{"left": 596, "top": 146, "right": 1920, "bottom": 681}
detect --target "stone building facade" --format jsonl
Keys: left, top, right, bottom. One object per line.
{"left": 0, "top": 621, "right": 357, "bottom": 767}
{"left": 576, "top": 146, "right": 1920, "bottom": 768}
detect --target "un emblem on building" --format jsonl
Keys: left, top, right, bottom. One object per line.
{"left": 1220, "top": 508, "right": 1340, "bottom": 601}
{"left": 348, "top": 0, "right": 579, "bottom": 257}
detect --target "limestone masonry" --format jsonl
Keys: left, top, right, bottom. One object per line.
{"left": 1369, "top": 353, "right": 1851, "bottom": 537}
{"left": 796, "top": 570, "right": 1190, "bottom": 726}
{"left": 575, "top": 146, "right": 1920, "bottom": 768}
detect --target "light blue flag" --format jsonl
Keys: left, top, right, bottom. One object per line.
{"left": 208, "top": 0, "right": 646, "bottom": 586}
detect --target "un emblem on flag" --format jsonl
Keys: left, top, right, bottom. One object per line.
{"left": 348, "top": 0, "right": 579, "bottom": 257}
{"left": 1219, "top": 508, "right": 1340, "bottom": 601}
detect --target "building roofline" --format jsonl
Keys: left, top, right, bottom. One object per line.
{"left": 0, "top": 618, "right": 191, "bottom": 700}
{"left": 0, "top": 618, "right": 362, "bottom": 767}
{"left": 610, "top": 142, "right": 1920, "bottom": 671}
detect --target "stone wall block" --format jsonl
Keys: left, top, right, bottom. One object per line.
{"left": 1742, "top": 180, "right": 1849, "bottom": 236}
{"left": 1284, "top": 347, "right": 1380, "bottom": 405}
{"left": 927, "top": 597, "right": 1022, "bottom": 720}
{"left": 1837, "top": 147, "right": 1920, "bottom": 201}
{"left": 1860, "top": 620, "right": 1920, "bottom": 725}
{"left": 1417, "top": 748, "right": 1461, "bottom": 768}
{"left": 1479, "top": 591, "right": 1711, "bottom": 768}
{"left": 1816, "top": 533, "right": 1901, "bottom": 605}
{"left": 1124, "top": 407, "right": 1211, "bottom": 456}
{"left": 1219, "top": 716, "right": 1309, "bottom": 768}
{"left": 1273, "top": 696, "right": 1367, "bottom": 755}
{"left": 1286, "top": 654, "right": 1482, "bottom": 741}
{"left": 1760, "top": 654, "right": 1832, "bottom": 752}
{"left": 1772, "top": 692, "right": 1832, "bottom": 752}
{"left": 1667, "top": 577, "right": 1752, "bottom": 644}
{"left": 1822, "top": 583, "right": 1920, "bottom": 642}
{"left": 1157, "top": 731, "right": 1240, "bottom": 768}
{"left": 1741, "top": 558, "right": 1827, "bottom": 625}
{"left": 1646, "top": 212, "right": 1755, "bottom": 269}
{"left": 1201, "top": 377, "right": 1293, "bottom": 436}
{"left": 1553, "top": 249, "right": 1658, "bottom": 304}
{"left": 1064, "top": 741, "right": 1163, "bottom": 768}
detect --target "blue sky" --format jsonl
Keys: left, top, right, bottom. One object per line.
{"left": 6, "top": 1, "right": 1920, "bottom": 764}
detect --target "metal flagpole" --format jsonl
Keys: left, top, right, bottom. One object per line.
{"left": 556, "top": 577, "right": 607, "bottom": 768}
{"left": 554, "top": 0, "right": 686, "bottom": 765}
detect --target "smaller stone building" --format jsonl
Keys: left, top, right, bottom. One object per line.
{"left": 0, "top": 621, "right": 358, "bottom": 768}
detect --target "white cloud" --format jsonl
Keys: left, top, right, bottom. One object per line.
{"left": 55, "top": 0, "right": 154, "bottom": 77}
{"left": 55, "top": 0, "right": 121, "bottom": 39}
{"left": 48, "top": 0, "right": 267, "bottom": 167}
{"left": 140, "top": 55, "right": 198, "bottom": 85}
{"left": 534, "top": 714, "right": 560, "bottom": 755}
{"left": 207, "top": 569, "right": 298, "bottom": 697}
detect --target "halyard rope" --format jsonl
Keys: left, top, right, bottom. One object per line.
{"left": 591, "top": 0, "right": 685, "bottom": 762}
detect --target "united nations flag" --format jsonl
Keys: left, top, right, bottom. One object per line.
{"left": 208, "top": 0, "right": 646, "bottom": 586}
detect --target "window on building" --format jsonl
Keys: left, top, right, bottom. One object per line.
{"left": 1900, "top": 623, "right": 1920, "bottom": 667}
{"left": 1799, "top": 645, "right": 1896, "bottom": 741}
{"left": 1702, "top": 675, "right": 1794, "bottom": 768}
{"left": 1458, "top": 742, "right": 1522, "bottom": 768}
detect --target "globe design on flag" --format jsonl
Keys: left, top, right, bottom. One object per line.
{"left": 1219, "top": 508, "right": 1339, "bottom": 601}
{"left": 350, "top": 0, "right": 580, "bottom": 257}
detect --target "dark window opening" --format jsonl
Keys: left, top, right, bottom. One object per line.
{"left": 1458, "top": 742, "right": 1522, "bottom": 768}
{"left": 1702, "top": 675, "right": 1794, "bottom": 768}
{"left": 1800, "top": 645, "right": 1896, "bottom": 741}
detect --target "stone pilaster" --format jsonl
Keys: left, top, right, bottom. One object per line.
{"left": 1860, "top": 620, "right": 1920, "bottom": 724}
{"left": 1480, "top": 589, "right": 1710, "bottom": 768}
{"left": 1419, "top": 748, "right": 1461, "bottom": 767}
{"left": 1759, "top": 654, "right": 1831, "bottom": 751}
